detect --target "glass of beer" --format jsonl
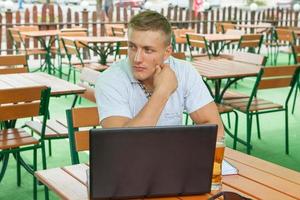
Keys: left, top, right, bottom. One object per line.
{"left": 211, "top": 138, "right": 225, "bottom": 190}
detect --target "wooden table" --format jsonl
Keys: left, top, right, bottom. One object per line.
{"left": 20, "top": 30, "right": 61, "bottom": 74}
{"left": 35, "top": 148, "right": 300, "bottom": 200}
{"left": 235, "top": 23, "right": 273, "bottom": 33}
{"left": 0, "top": 72, "right": 85, "bottom": 96}
{"left": 192, "top": 57, "right": 261, "bottom": 102}
{"left": 62, "top": 36, "right": 127, "bottom": 65}
{"left": 0, "top": 72, "right": 85, "bottom": 184}
{"left": 185, "top": 33, "right": 242, "bottom": 56}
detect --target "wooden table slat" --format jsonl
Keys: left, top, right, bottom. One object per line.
{"left": 0, "top": 73, "right": 85, "bottom": 96}
{"left": 35, "top": 168, "right": 88, "bottom": 200}
{"left": 223, "top": 175, "right": 297, "bottom": 200}
{"left": 225, "top": 148, "right": 300, "bottom": 185}
{"left": 226, "top": 158, "right": 300, "bottom": 199}
{"left": 62, "top": 164, "right": 89, "bottom": 186}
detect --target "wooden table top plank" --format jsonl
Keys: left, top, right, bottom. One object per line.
{"left": 222, "top": 184, "right": 258, "bottom": 200}
{"left": 192, "top": 59, "right": 260, "bottom": 79}
{"left": 194, "top": 59, "right": 260, "bottom": 71}
{"left": 0, "top": 74, "right": 41, "bottom": 88}
{"left": 145, "top": 197, "right": 182, "bottom": 200}
{"left": 0, "top": 79, "right": 15, "bottom": 89}
{"left": 62, "top": 36, "right": 127, "bottom": 43}
{"left": 27, "top": 72, "right": 85, "bottom": 95}
{"left": 223, "top": 175, "right": 297, "bottom": 200}
{"left": 62, "top": 163, "right": 89, "bottom": 186}
{"left": 176, "top": 194, "right": 212, "bottom": 200}
{"left": 35, "top": 167, "right": 88, "bottom": 200}
{"left": 0, "top": 72, "right": 85, "bottom": 96}
{"left": 226, "top": 158, "right": 300, "bottom": 199}
{"left": 225, "top": 148, "right": 300, "bottom": 185}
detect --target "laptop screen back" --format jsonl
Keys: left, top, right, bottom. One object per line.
{"left": 90, "top": 125, "right": 217, "bottom": 199}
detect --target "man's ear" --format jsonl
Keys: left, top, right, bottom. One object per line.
{"left": 163, "top": 45, "right": 173, "bottom": 60}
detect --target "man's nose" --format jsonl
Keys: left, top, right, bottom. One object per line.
{"left": 134, "top": 49, "right": 143, "bottom": 62}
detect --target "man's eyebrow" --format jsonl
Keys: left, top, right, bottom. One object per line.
{"left": 128, "top": 41, "right": 155, "bottom": 49}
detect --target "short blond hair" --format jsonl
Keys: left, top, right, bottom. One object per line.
{"left": 128, "top": 10, "right": 172, "bottom": 46}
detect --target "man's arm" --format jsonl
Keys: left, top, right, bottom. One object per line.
{"left": 101, "top": 64, "right": 177, "bottom": 128}
{"left": 189, "top": 102, "right": 224, "bottom": 141}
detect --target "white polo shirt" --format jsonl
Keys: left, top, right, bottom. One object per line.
{"left": 95, "top": 56, "right": 213, "bottom": 126}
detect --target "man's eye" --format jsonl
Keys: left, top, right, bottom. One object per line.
{"left": 129, "top": 45, "right": 136, "bottom": 50}
{"left": 145, "top": 49, "right": 154, "bottom": 53}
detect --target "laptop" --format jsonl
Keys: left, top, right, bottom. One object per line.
{"left": 89, "top": 125, "right": 217, "bottom": 199}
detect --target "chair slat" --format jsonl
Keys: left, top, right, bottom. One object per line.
{"left": 262, "top": 66, "right": 298, "bottom": 77}
{"left": 258, "top": 78, "right": 293, "bottom": 89}
{"left": 74, "top": 130, "right": 89, "bottom": 152}
{"left": 240, "top": 41, "right": 261, "bottom": 48}
{"left": 71, "top": 107, "right": 99, "bottom": 128}
{"left": 0, "top": 102, "right": 40, "bottom": 121}
{"left": 0, "top": 86, "right": 46, "bottom": 104}
{"left": 0, "top": 67, "right": 28, "bottom": 74}
{"left": 0, "top": 54, "right": 27, "bottom": 66}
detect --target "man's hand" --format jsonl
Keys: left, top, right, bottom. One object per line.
{"left": 153, "top": 64, "right": 178, "bottom": 97}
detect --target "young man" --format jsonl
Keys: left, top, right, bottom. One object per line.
{"left": 95, "top": 10, "right": 224, "bottom": 139}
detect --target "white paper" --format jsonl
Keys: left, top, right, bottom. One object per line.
{"left": 222, "top": 159, "right": 238, "bottom": 175}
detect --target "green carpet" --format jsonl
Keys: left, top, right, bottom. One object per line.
{"left": 0, "top": 53, "right": 299, "bottom": 199}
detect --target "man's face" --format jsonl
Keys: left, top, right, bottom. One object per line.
{"left": 127, "top": 28, "right": 171, "bottom": 83}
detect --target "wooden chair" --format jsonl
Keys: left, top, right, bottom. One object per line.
{"left": 105, "top": 24, "right": 125, "bottom": 36}
{"left": 224, "top": 65, "right": 300, "bottom": 154}
{"left": 112, "top": 26, "right": 126, "bottom": 37}
{"left": 0, "top": 86, "right": 51, "bottom": 200}
{"left": 66, "top": 106, "right": 100, "bottom": 164}
{"left": 0, "top": 54, "right": 28, "bottom": 74}
{"left": 171, "top": 28, "right": 194, "bottom": 52}
{"left": 186, "top": 33, "right": 212, "bottom": 60}
{"left": 215, "top": 22, "right": 235, "bottom": 33}
{"left": 237, "top": 34, "right": 264, "bottom": 54}
{"left": 291, "top": 45, "right": 300, "bottom": 114}
{"left": 61, "top": 37, "right": 108, "bottom": 83}
{"left": 265, "top": 28, "right": 296, "bottom": 65}
{"left": 111, "top": 26, "right": 127, "bottom": 60}
{"left": 54, "top": 29, "right": 88, "bottom": 80}
{"left": 8, "top": 26, "right": 47, "bottom": 71}
{"left": 25, "top": 68, "right": 100, "bottom": 158}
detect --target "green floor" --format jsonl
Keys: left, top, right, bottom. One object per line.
{"left": 0, "top": 53, "right": 300, "bottom": 199}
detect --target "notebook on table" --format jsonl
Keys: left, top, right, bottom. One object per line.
{"left": 89, "top": 125, "right": 218, "bottom": 199}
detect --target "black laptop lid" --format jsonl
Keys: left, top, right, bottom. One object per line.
{"left": 90, "top": 125, "right": 217, "bottom": 199}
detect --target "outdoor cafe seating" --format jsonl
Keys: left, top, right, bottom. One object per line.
{"left": 1, "top": 2, "right": 300, "bottom": 199}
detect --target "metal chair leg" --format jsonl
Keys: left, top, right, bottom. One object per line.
{"left": 291, "top": 80, "right": 299, "bottom": 114}
{"left": 48, "top": 140, "right": 52, "bottom": 157}
{"left": 41, "top": 142, "right": 47, "bottom": 170}
{"left": 232, "top": 111, "right": 239, "bottom": 150}
{"left": 255, "top": 112, "right": 261, "bottom": 139}
{"left": 16, "top": 152, "right": 21, "bottom": 186}
{"left": 226, "top": 112, "right": 231, "bottom": 129}
{"left": 285, "top": 108, "right": 289, "bottom": 155}
{"left": 0, "top": 154, "right": 9, "bottom": 183}
{"left": 33, "top": 148, "right": 37, "bottom": 200}
{"left": 246, "top": 114, "right": 253, "bottom": 154}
